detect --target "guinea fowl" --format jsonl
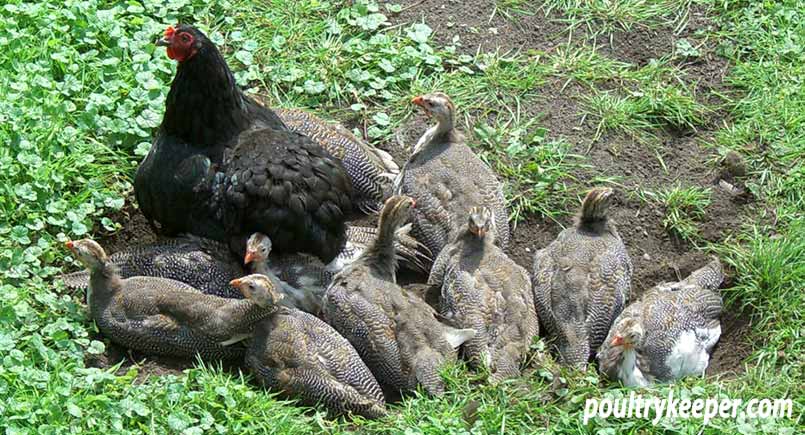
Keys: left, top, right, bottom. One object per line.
{"left": 59, "top": 234, "right": 242, "bottom": 298}
{"left": 532, "top": 188, "right": 632, "bottom": 368}
{"left": 232, "top": 274, "right": 387, "bottom": 419}
{"left": 276, "top": 108, "right": 399, "bottom": 213}
{"left": 65, "top": 239, "right": 272, "bottom": 359}
{"left": 134, "top": 25, "right": 352, "bottom": 263}
{"left": 597, "top": 259, "right": 723, "bottom": 387}
{"left": 395, "top": 92, "right": 509, "bottom": 261}
{"left": 322, "top": 196, "right": 475, "bottom": 395}
{"left": 429, "top": 207, "right": 538, "bottom": 382}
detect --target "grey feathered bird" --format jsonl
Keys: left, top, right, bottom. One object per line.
{"left": 65, "top": 239, "right": 272, "bottom": 359}
{"left": 322, "top": 196, "right": 475, "bottom": 395}
{"left": 244, "top": 223, "right": 429, "bottom": 314}
{"left": 394, "top": 92, "right": 509, "bottom": 262}
{"left": 430, "top": 207, "right": 538, "bottom": 382}
{"left": 232, "top": 274, "right": 387, "bottom": 418}
{"left": 597, "top": 259, "right": 723, "bottom": 386}
{"left": 60, "top": 234, "right": 242, "bottom": 298}
{"left": 276, "top": 108, "right": 399, "bottom": 214}
{"left": 532, "top": 188, "right": 632, "bottom": 368}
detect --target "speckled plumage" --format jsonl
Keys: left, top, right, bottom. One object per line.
{"left": 598, "top": 259, "right": 723, "bottom": 386}
{"left": 247, "top": 307, "right": 386, "bottom": 418}
{"left": 244, "top": 225, "right": 428, "bottom": 314}
{"left": 60, "top": 235, "right": 241, "bottom": 298}
{"left": 532, "top": 188, "right": 632, "bottom": 367}
{"left": 276, "top": 108, "right": 399, "bottom": 214}
{"left": 395, "top": 93, "right": 509, "bottom": 262}
{"left": 66, "top": 240, "right": 271, "bottom": 359}
{"left": 322, "top": 196, "right": 474, "bottom": 395}
{"left": 429, "top": 207, "right": 538, "bottom": 382}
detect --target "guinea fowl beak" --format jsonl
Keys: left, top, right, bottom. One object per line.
{"left": 243, "top": 251, "right": 255, "bottom": 265}
{"left": 611, "top": 335, "right": 625, "bottom": 347}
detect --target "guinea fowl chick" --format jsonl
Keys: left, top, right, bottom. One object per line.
{"left": 244, "top": 233, "right": 323, "bottom": 315}
{"left": 60, "top": 234, "right": 242, "bottom": 298}
{"left": 532, "top": 188, "right": 632, "bottom": 368}
{"left": 323, "top": 196, "right": 475, "bottom": 395}
{"left": 429, "top": 207, "right": 538, "bottom": 382}
{"left": 395, "top": 92, "right": 509, "bottom": 263}
{"left": 598, "top": 259, "right": 723, "bottom": 387}
{"left": 232, "top": 274, "right": 386, "bottom": 419}
{"left": 244, "top": 224, "right": 429, "bottom": 309}
{"left": 66, "top": 239, "right": 273, "bottom": 359}
{"left": 275, "top": 108, "right": 399, "bottom": 214}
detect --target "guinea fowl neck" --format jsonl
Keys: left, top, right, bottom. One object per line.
{"left": 362, "top": 213, "right": 401, "bottom": 280}
{"left": 161, "top": 45, "right": 251, "bottom": 147}
{"left": 87, "top": 262, "right": 122, "bottom": 310}
{"left": 416, "top": 113, "right": 461, "bottom": 154}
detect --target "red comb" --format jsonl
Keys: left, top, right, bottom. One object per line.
{"left": 164, "top": 26, "right": 176, "bottom": 38}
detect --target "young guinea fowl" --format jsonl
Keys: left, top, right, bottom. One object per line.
{"left": 275, "top": 108, "right": 399, "bottom": 214}
{"left": 135, "top": 25, "right": 352, "bottom": 263}
{"left": 532, "top": 188, "right": 632, "bottom": 368}
{"left": 394, "top": 92, "right": 509, "bottom": 262}
{"left": 322, "top": 196, "right": 475, "bottom": 395}
{"left": 232, "top": 274, "right": 387, "bottom": 419}
{"left": 429, "top": 207, "right": 538, "bottom": 382}
{"left": 59, "top": 234, "right": 242, "bottom": 298}
{"left": 597, "top": 259, "right": 723, "bottom": 387}
{"left": 65, "top": 239, "right": 273, "bottom": 359}
{"left": 245, "top": 222, "right": 429, "bottom": 297}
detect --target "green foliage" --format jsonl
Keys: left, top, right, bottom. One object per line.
{"left": 638, "top": 184, "right": 712, "bottom": 242}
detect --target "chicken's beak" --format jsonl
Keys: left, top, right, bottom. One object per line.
{"left": 477, "top": 228, "right": 486, "bottom": 238}
{"left": 65, "top": 240, "right": 75, "bottom": 252}
{"left": 230, "top": 278, "right": 242, "bottom": 288}
{"left": 411, "top": 96, "right": 424, "bottom": 106}
{"left": 611, "top": 335, "right": 625, "bottom": 346}
{"left": 155, "top": 37, "right": 171, "bottom": 47}
{"left": 244, "top": 251, "right": 255, "bottom": 265}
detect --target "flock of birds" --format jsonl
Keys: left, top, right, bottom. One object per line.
{"left": 61, "top": 25, "right": 725, "bottom": 418}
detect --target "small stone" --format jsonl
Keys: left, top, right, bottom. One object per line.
{"left": 643, "top": 253, "right": 651, "bottom": 261}
{"left": 525, "top": 247, "right": 531, "bottom": 253}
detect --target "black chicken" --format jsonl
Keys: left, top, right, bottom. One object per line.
{"left": 135, "top": 25, "right": 353, "bottom": 262}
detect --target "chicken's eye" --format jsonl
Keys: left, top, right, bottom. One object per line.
{"left": 181, "top": 33, "right": 191, "bottom": 43}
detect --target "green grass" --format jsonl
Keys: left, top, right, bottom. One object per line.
{"left": 542, "top": 0, "right": 702, "bottom": 35}
{"left": 0, "top": 0, "right": 803, "bottom": 433}
{"left": 636, "top": 184, "right": 712, "bottom": 242}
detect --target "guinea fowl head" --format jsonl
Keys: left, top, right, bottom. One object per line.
{"left": 467, "top": 206, "right": 496, "bottom": 241}
{"left": 608, "top": 317, "right": 644, "bottom": 350}
{"left": 578, "top": 187, "right": 614, "bottom": 226}
{"left": 230, "top": 274, "right": 284, "bottom": 308}
{"left": 378, "top": 195, "right": 416, "bottom": 235}
{"left": 155, "top": 24, "right": 208, "bottom": 63}
{"left": 244, "top": 233, "right": 273, "bottom": 265}
{"left": 65, "top": 239, "right": 109, "bottom": 269}
{"left": 412, "top": 92, "right": 455, "bottom": 127}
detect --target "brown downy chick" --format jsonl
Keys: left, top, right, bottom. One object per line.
{"left": 65, "top": 239, "right": 273, "bottom": 360}
{"left": 233, "top": 274, "right": 387, "bottom": 418}
{"left": 430, "top": 207, "right": 538, "bottom": 382}
{"left": 532, "top": 188, "right": 632, "bottom": 368}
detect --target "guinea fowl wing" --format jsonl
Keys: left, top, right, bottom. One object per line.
{"left": 222, "top": 128, "right": 353, "bottom": 262}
